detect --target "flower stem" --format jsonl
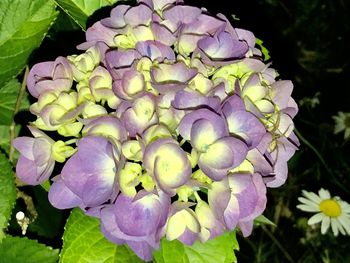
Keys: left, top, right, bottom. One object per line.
{"left": 261, "top": 225, "right": 294, "bottom": 263}
{"left": 294, "top": 128, "right": 350, "bottom": 194}
{"left": 9, "top": 66, "right": 29, "bottom": 163}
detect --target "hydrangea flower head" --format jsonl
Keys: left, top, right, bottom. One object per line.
{"left": 13, "top": 0, "right": 299, "bottom": 260}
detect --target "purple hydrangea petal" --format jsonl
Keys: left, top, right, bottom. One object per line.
{"left": 284, "top": 98, "right": 298, "bottom": 118}
{"left": 162, "top": 5, "right": 202, "bottom": 32}
{"left": 182, "top": 14, "right": 225, "bottom": 35}
{"left": 143, "top": 138, "right": 191, "bottom": 193}
{"left": 84, "top": 22, "right": 119, "bottom": 47}
{"left": 136, "top": 40, "right": 175, "bottom": 61}
{"left": 151, "top": 23, "right": 177, "bottom": 46}
{"left": 267, "top": 137, "right": 298, "bottom": 187}
{"left": 271, "top": 80, "right": 293, "bottom": 109}
{"left": 126, "top": 241, "right": 154, "bottom": 262}
{"left": 121, "top": 94, "right": 158, "bottom": 137}
{"left": 221, "top": 94, "right": 246, "bottom": 115}
{"left": 177, "top": 227, "right": 198, "bottom": 246}
{"left": 236, "top": 28, "right": 256, "bottom": 49}
{"left": 61, "top": 136, "right": 118, "bottom": 206}
{"left": 101, "top": 5, "right": 129, "bottom": 28}
{"left": 165, "top": 204, "right": 200, "bottom": 245}
{"left": 82, "top": 115, "right": 127, "bottom": 143}
{"left": 208, "top": 179, "right": 239, "bottom": 230}
{"left": 106, "top": 49, "right": 142, "bottom": 80}
{"left": 178, "top": 108, "right": 228, "bottom": 141}
{"left": 198, "top": 137, "right": 248, "bottom": 181}
{"left": 190, "top": 119, "right": 227, "bottom": 151}
{"left": 100, "top": 191, "right": 170, "bottom": 261}
{"left": 152, "top": 0, "right": 180, "bottom": 10}
{"left": 15, "top": 155, "right": 55, "bottom": 185}
{"left": 100, "top": 205, "right": 127, "bottom": 245}
{"left": 246, "top": 149, "right": 273, "bottom": 175}
{"left": 228, "top": 173, "right": 266, "bottom": 220}
{"left": 13, "top": 128, "right": 55, "bottom": 185}
{"left": 112, "top": 70, "right": 145, "bottom": 100}
{"left": 195, "top": 200, "right": 225, "bottom": 242}
{"left": 27, "top": 57, "right": 73, "bottom": 98}
{"left": 32, "top": 138, "right": 53, "bottom": 166}
{"left": 48, "top": 178, "right": 82, "bottom": 209}
{"left": 198, "top": 31, "right": 249, "bottom": 62}
{"left": 12, "top": 137, "right": 35, "bottom": 160}
{"left": 114, "top": 192, "right": 169, "bottom": 237}
{"left": 150, "top": 62, "right": 198, "bottom": 93}
{"left": 124, "top": 4, "right": 152, "bottom": 26}
{"left": 223, "top": 110, "right": 266, "bottom": 148}
{"left": 172, "top": 90, "right": 221, "bottom": 111}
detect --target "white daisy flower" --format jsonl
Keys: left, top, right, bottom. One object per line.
{"left": 297, "top": 188, "right": 350, "bottom": 236}
{"left": 332, "top": 111, "right": 350, "bottom": 140}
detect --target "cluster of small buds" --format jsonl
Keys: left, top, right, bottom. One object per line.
{"left": 13, "top": 0, "right": 299, "bottom": 261}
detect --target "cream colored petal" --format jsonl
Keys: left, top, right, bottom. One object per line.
{"left": 298, "top": 197, "right": 319, "bottom": 207}
{"left": 302, "top": 190, "right": 322, "bottom": 203}
{"left": 297, "top": 204, "right": 320, "bottom": 212}
{"left": 318, "top": 188, "right": 331, "bottom": 200}
{"left": 338, "top": 216, "right": 350, "bottom": 235}
{"left": 340, "top": 201, "right": 350, "bottom": 213}
{"left": 344, "top": 128, "right": 350, "bottom": 140}
{"left": 334, "top": 124, "right": 345, "bottom": 134}
{"left": 307, "top": 213, "right": 324, "bottom": 225}
{"left": 331, "top": 218, "right": 339, "bottom": 236}
{"left": 335, "top": 219, "right": 346, "bottom": 235}
{"left": 321, "top": 216, "right": 330, "bottom": 234}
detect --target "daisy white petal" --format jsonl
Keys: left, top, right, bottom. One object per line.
{"left": 296, "top": 204, "right": 319, "bottom": 212}
{"left": 301, "top": 190, "right": 321, "bottom": 203}
{"left": 335, "top": 219, "right": 346, "bottom": 235}
{"left": 298, "top": 197, "right": 319, "bottom": 207}
{"left": 340, "top": 202, "right": 350, "bottom": 213}
{"left": 318, "top": 188, "right": 331, "bottom": 200}
{"left": 321, "top": 216, "right": 330, "bottom": 234}
{"left": 307, "top": 213, "right": 323, "bottom": 225}
{"left": 338, "top": 216, "right": 350, "bottom": 235}
{"left": 331, "top": 218, "right": 339, "bottom": 236}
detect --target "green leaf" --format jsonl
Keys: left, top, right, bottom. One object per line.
{"left": 50, "top": 11, "right": 81, "bottom": 34}
{"left": 256, "top": 38, "right": 271, "bottom": 61}
{"left": 254, "top": 215, "right": 276, "bottom": 227}
{"left": 60, "top": 208, "right": 143, "bottom": 263}
{"left": 54, "top": 0, "right": 119, "bottom": 30}
{"left": 0, "top": 236, "right": 59, "bottom": 263}
{"left": 0, "top": 125, "right": 20, "bottom": 155}
{"left": 153, "top": 231, "right": 239, "bottom": 263}
{"left": 0, "top": 0, "right": 58, "bottom": 86}
{"left": 0, "top": 79, "right": 29, "bottom": 125}
{"left": 0, "top": 153, "right": 16, "bottom": 241}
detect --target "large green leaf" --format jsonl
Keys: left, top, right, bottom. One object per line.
{"left": 0, "top": 236, "right": 58, "bottom": 263}
{"left": 54, "top": 0, "right": 119, "bottom": 30}
{"left": 0, "top": 0, "right": 58, "bottom": 86}
{"left": 0, "top": 125, "right": 21, "bottom": 155}
{"left": 0, "top": 79, "right": 29, "bottom": 125}
{"left": 60, "top": 208, "right": 143, "bottom": 263}
{"left": 153, "top": 231, "right": 239, "bottom": 263}
{"left": 0, "top": 153, "right": 16, "bottom": 241}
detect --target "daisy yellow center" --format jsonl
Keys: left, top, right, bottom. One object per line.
{"left": 319, "top": 199, "right": 342, "bottom": 217}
